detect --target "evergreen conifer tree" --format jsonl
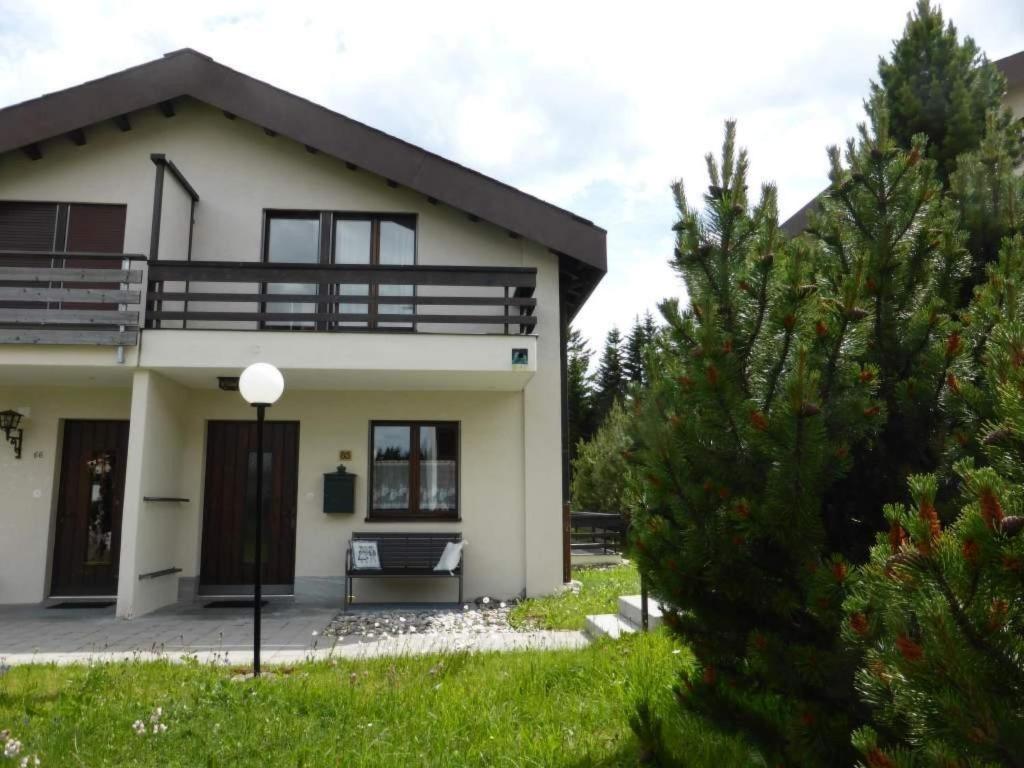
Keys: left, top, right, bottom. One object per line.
{"left": 593, "top": 326, "right": 627, "bottom": 426}
{"left": 812, "top": 97, "right": 969, "bottom": 559}
{"left": 949, "top": 114, "right": 1024, "bottom": 298}
{"left": 873, "top": 0, "right": 1017, "bottom": 184}
{"left": 567, "top": 325, "right": 596, "bottom": 461}
{"left": 630, "top": 104, "right": 968, "bottom": 764}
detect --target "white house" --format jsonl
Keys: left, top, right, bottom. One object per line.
{"left": 0, "top": 49, "right": 606, "bottom": 618}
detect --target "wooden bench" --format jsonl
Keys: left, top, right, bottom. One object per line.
{"left": 344, "top": 532, "right": 463, "bottom": 610}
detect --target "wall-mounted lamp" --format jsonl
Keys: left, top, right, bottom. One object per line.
{"left": 0, "top": 409, "right": 24, "bottom": 459}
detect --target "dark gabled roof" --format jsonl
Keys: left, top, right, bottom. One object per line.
{"left": 781, "top": 48, "right": 1024, "bottom": 236}
{"left": 0, "top": 48, "right": 606, "bottom": 315}
{"left": 995, "top": 49, "right": 1024, "bottom": 86}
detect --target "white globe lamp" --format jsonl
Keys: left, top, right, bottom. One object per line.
{"left": 239, "top": 362, "right": 284, "bottom": 406}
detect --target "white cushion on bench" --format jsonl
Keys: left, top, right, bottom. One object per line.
{"left": 433, "top": 541, "right": 465, "bottom": 574}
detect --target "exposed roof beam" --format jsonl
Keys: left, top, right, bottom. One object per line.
{"left": 263, "top": 127, "right": 277, "bottom": 137}
{"left": 113, "top": 114, "right": 131, "bottom": 132}
{"left": 304, "top": 145, "right": 318, "bottom": 154}
{"left": 222, "top": 110, "right": 236, "bottom": 120}
{"left": 22, "top": 144, "right": 41, "bottom": 161}
{"left": 150, "top": 153, "right": 200, "bottom": 202}
{"left": 158, "top": 100, "right": 175, "bottom": 118}
{"left": 67, "top": 128, "right": 86, "bottom": 146}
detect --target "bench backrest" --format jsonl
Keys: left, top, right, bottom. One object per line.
{"left": 351, "top": 532, "right": 462, "bottom": 572}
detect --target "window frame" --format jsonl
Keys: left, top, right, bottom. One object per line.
{"left": 366, "top": 420, "right": 460, "bottom": 522}
{"left": 260, "top": 210, "right": 418, "bottom": 331}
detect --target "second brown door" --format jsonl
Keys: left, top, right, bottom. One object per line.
{"left": 199, "top": 421, "right": 299, "bottom": 594}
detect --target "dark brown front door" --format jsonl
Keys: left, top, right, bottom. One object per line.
{"left": 199, "top": 421, "right": 299, "bottom": 594}
{"left": 50, "top": 420, "right": 130, "bottom": 597}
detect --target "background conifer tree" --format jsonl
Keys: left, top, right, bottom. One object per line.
{"left": 567, "top": 325, "right": 596, "bottom": 463}
{"left": 873, "top": 0, "right": 1018, "bottom": 185}
{"left": 592, "top": 326, "right": 628, "bottom": 426}
{"left": 624, "top": 312, "right": 659, "bottom": 388}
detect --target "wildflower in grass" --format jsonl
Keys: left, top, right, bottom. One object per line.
{"left": 482, "top": 597, "right": 491, "bottom": 605}
{"left": 4, "top": 738, "right": 22, "bottom": 758}
{"left": 132, "top": 720, "right": 146, "bottom": 735}
{"left": 19, "top": 755, "right": 41, "bottom": 767}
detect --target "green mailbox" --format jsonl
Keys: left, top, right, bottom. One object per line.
{"left": 323, "top": 464, "right": 356, "bottom": 514}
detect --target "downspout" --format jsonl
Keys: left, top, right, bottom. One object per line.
{"left": 558, "top": 262, "right": 572, "bottom": 583}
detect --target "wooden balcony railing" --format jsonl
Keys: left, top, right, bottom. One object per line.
{"left": 0, "top": 251, "right": 146, "bottom": 346}
{"left": 146, "top": 261, "right": 538, "bottom": 334}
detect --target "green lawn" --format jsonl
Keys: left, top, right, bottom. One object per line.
{"left": 509, "top": 563, "right": 641, "bottom": 631}
{"left": 0, "top": 633, "right": 750, "bottom": 767}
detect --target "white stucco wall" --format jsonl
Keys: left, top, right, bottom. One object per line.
{"left": 0, "top": 101, "right": 568, "bottom": 612}
{"left": 1007, "top": 82, "right": 1024, "bottom": 121}
{"left": 165, "top": 388, "right": 528, "bottom": 606}
{"left": 116, "top": 371, "right": 189, "bottom": 617}
{"left": 0, "top": 386, "right": 131, "bottom": 603}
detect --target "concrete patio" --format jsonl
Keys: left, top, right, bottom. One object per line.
{"left": 0, "top": 600, "right": 589, "bottom": 666}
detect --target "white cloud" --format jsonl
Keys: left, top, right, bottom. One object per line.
{"left": 1, "top": 0, "right": 1021, "bottom": 350}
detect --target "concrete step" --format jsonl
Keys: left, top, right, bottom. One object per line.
{"left": 584, "top": 613, "right": 639, "bottom": 640}
{"left": 617, "top": 594, "right": 664, "bottom": 631}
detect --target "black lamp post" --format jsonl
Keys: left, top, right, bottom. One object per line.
{"left": 0, "top": 409, "right": 23, "bottom": 459}
{"left": 238, "top": 362, "right": 285, "bottom": 677}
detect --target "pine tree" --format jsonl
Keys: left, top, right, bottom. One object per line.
{"left": 630, "top": 107, "right": 968, "bottom": 764}
{"left": 949, "top": 114, "right": 1024, "bottom": 299}
{"left": 566, "top": 325, "right": 595, "bottom": 462}
{"left": 813, "top": 96, "right": 969, "bottom": 560}
{"left": 592, "top": 326, "right": 627, "bottom": 426}
{"left": 873, "top": 0, "right": 1018, "bottom": 185}
{"left": 845, "top": 240, "right": 1024, "bottom": 766}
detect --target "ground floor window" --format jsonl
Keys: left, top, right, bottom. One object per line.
{"left": 369, "top": 421, "right": 458, "bottom": 520}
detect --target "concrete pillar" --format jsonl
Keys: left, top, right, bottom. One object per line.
{"left": 522, "top": 245, "right": 564, "bottom": 596}
{"left": 116, "top": 371, "right": 188, "bottom": 618}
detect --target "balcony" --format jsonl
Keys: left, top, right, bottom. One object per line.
{"left": 145, "top": 261, "right": 538, "bottom": 335}
{"left": 0, "top": 256, "right": 538, "bottom": 348}
{"left": 0, "top": 250, "right": 146, "bottom": 346}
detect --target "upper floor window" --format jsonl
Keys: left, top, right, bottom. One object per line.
{"left": 0, "top": 202, "right": 127, "bottom": 310}
{"left": 263, "top": 211, "right": 415, "bottom": 330}
{"left": 0, "top": 201, "right": 126, "bottom": 255}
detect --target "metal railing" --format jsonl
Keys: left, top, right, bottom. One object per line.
{"left": 145, "top": 261, "right": 538, "bottom": 334}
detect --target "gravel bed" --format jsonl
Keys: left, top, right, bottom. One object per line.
{"left": 325, "top": 598, "right": 518, "bottom": 640}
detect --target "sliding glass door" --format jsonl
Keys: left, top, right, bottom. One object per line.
{"left": 332, "top": 214, "right": 415, "bottom": 330}
{"left": 265, "top": 213, "right": 320, "bottom": 329}
{"left": 263, "top": 211, "right": 416, "bottom": 331}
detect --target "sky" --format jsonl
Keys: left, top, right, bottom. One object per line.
{"left": 1, "top": 0, "right": 1022, "bottom": 353}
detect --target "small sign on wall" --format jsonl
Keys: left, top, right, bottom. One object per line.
{"left": 512, "top": 348, "right": 529, "bottom": 367}
{"left": 338, "top": 450, "right": 352, "bottom": 461}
